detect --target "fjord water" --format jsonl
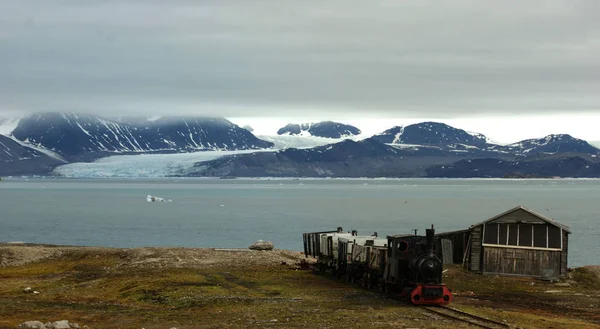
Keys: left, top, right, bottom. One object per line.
{"left": 0, "top": 178, "right": 598, "bottom": 267}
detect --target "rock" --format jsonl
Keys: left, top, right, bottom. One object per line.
{"left": 49, "top": 320, "right": 71, "bottom": 329}
{"left": 19, "top": 321, "right": 46, "bottom": 329}
{"left": 249, "top": 240, "right": 274, "bottom": 251}
{"left": 23, "top": 287, "right": 32, "bottom": 293}
{"left": 33, "top": 291, "right": 40, "bottom": 294}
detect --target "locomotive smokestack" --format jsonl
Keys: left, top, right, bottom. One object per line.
{"left": 425, "top": 225, "right": 435, "bottom": 256}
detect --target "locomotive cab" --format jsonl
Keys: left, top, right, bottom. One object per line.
{"left": 383, "top": 225, "right": 453, "bottom": 305}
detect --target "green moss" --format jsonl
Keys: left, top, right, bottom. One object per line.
{"left": 571, "top": 267, "right": 600, "bottom": 289}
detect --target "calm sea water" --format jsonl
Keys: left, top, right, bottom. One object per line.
{"left": 0, "top": 178, "right": 598, "bottom": 267}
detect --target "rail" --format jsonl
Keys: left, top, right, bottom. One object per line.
{"left": 423, "top": 305, "right": 510, "bottom": 329}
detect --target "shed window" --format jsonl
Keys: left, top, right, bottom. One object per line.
{"left": 533, "top": 225, "right": 547, "bottom": 248}
{"left": 499, "top": 224, "right": 508, "bottom": 245}
{"left": 548, "top": 226, "right": 562, "bottom": 249}
{"left": 484, "top": 223, "right": 499, "bottom": 244}
{"left": 507, "top": 224, "right": 518, "bottom": 245}
{"left": 518, "top": 224, "right": 532, "bottom": 247}
{"left": 482, "top": 222, "right": 563, "bottom": 250}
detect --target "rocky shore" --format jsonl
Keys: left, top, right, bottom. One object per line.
{"left": 1, "top": 243, "right": 599, "bottom": 329}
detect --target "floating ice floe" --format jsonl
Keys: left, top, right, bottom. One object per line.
{"left": 146, "top": 195, "right": 172, "bottom": 203}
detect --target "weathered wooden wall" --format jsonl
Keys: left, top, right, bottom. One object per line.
{"left": 482, "top": 246, "right": 562, "bottom": 279}
{"left": 469, "top": 226, "right": 482, "bottom": 272}
{"left": 561, "top": 231, "right": 569, "bottom": 278}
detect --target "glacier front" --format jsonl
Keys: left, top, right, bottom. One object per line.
{"left": 53, "top": 150, "right": 266, "bottom": 178}
{"left": 53, "top": 134, "right": 366, "bottom": 178}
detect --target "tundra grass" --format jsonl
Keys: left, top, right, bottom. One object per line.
{"left": 1, "top": 251, "right": 599, "bottom": 329}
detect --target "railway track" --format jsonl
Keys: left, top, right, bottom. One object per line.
{"left": 423, "top": 305, "right": 511, "bottom": 329}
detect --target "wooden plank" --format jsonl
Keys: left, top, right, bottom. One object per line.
{"left": 560, "top": 232, "right": 569, "bottom": 278}
{"left": 470, "top": 226, "right": 483, "bottom": 272}
{"left": 441, "top": 239, "right": 453, "bottom": 265}
{"left": 462, "top": 234, "right": 472, "bottom": 269}
{"left": 482, "top": 244, "right": 562, "bottom": 252}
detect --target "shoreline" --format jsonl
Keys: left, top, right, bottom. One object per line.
{"left": 2, "top": 242, "right": 597, "bottom": 269}
{"left": 4, "top": 176, "right": 600, "bottom": 180}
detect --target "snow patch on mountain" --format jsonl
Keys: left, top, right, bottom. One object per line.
{"left": 258, "top": 134, "right": 366, "bottom": 149}
{"left": 0, "top": 118, "right": 20, "bottom": 135}
{"left": 8, "top": 136, "right": 67, "bottom": 163}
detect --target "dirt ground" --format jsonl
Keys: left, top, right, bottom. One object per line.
{"left": 0, "top": 244, "right": 599, "bottom": 329}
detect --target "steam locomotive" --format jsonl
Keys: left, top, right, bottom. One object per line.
{"left": 302, "top": 225, "right": 452, "bottom": 305}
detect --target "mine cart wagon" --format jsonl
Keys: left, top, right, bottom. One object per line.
{"left": 337, "top": 235, "right": 377, "bottom": 281}
{"left": 303, "top": 228, "right": 342, "bottom": 258}
{"left": 350, "top": 237, "right": 388, "bottom": 288}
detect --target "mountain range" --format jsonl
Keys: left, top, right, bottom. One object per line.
{"left": 277, "top": 121, "right": 361, "bottom": 138}
{"left": 10, "top": 113, "right": 273, "bottom": 162}
{"left": 2, "top": 113, "right": 600, "bottom": 178}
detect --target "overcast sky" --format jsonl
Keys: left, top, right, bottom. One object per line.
{"left": 0, "top": 0, "right": 599, "bottom": 143}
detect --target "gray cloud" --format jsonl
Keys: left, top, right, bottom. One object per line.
{"left": 0, "top": 0, "right": 599, "bottom": 118}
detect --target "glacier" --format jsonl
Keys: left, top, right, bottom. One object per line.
{"left": 257, "top": 134, "right": 365, "bottom": 149}
{"left": 53, "top": 134, "right": 368, "bottom": 178}
{"left": 53, "top": 150, "right": 268, "bottom": 178}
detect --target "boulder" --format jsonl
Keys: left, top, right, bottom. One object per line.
{"left": 44, "top": 320, "right": 76, "bottom": 329}
{"left": 19, "top": 322, "right": 46, "bottom": 329}
{"left": 249, "top": 240, "right": 274, "bottom": 251}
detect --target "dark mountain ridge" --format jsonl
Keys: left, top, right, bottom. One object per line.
{"left": 186, "top": 137, "right": 494, "bottom": 178}
{"left": 4, "top": 115, "right": 600, "bottom": 178}
{"left": 277, "top": 121, "right": 361, "bottom": 138}
{"left": 186, "top": 122, "right": 600, "bottom": 178}
{"left": 490, "top": 134, "right": 600, "bottom": 156}
{"left": 372, "top": 122, "right": 488, "bottom": 148}
{"left": 0, "top": 134, "right": 66, "bottom": 175}
{"left": 426, "top": 155, "right": 600, "bottom": 178}
{"left": 11, "top": 113, "right": 274, "bottom": 162}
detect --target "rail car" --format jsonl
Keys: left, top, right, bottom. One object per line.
{"left": 302, "top": 225, "right": 452, "bottom": 306}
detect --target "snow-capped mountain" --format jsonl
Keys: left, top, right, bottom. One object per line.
{"left": 0, "top": 134, "right": 66, "bottom": 175}
{"left": 11, "top": 113, "right": 274, "bottom": 161}
{"left": 0, "top": 134, "right": 42, "bottom": 162}
{"left": 492, "top": 134, "right": 600, "bottom": 156}
{"left": 276, "top": 121, "right": 361, "bottom": 138}
{"left": 372, "top": 122, "right": 488, "bottom": 148}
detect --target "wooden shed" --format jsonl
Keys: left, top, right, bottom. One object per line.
{"left": 438, "top": 205, "right": 571, "bottom": 280}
